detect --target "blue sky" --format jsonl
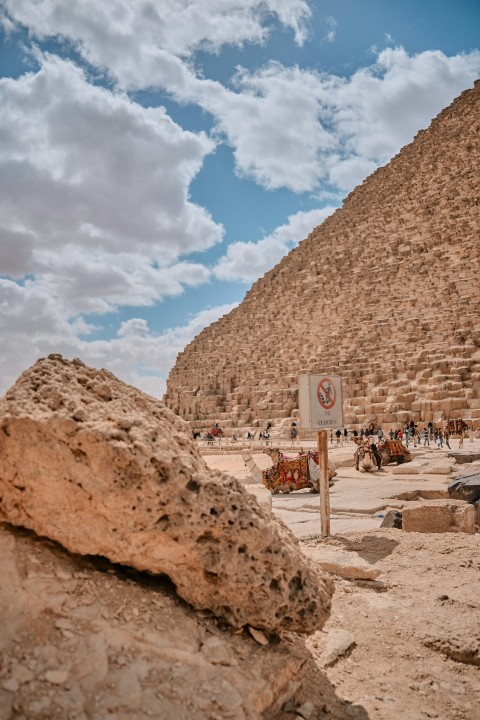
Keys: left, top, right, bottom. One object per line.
{"left": 0, "top": 0, "right": 479, "bottom": 397}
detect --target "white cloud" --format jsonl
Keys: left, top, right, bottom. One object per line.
{"left": 1, "top": 0, "right": 311, "bottom": 86}
{"left": 330, "top": 47, "right": 480, "bottom": 167}
{"left": 0, "top": 53, "right": 219, "bottom": 312}
{"left": 0, "top": 277, "right": 238, "bottom": 398}
{"left": 198, "top": 48, "right": 480, "bottom": 194}
{"left": 3, "top": 3, "right": 479, "bottom": 199}
{"left": 214, "top": 207, "right": 336, "bottom": 282}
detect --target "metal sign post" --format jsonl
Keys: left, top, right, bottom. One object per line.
{"left": 299, "top": 374, "right": 344, "bottom": 538}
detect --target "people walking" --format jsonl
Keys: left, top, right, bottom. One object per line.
{"left": 423, "top": 427, "right": 429, "bottom": 446}
{"left": 444, "top": 428, "right": 451, "bottom": 449}
{"left": 438, "top": 430, "right": 444, "bottom": 448}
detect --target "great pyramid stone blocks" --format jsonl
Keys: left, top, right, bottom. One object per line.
{"left": 165, "top": 81, "right": 480, "bottom": 431}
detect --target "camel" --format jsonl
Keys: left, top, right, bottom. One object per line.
{"left": 352, "top": 437, "right": 412, "bottom": 471}
{"left": 378, "top": 439, "right": 413, "bottom": 465}
{"left": 242, "top": 448, "right": 336, "bottom": 495}
{"left": 353, "top": 442, "right": 379, "bottom": 473}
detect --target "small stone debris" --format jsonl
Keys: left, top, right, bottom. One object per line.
{"left": 380, "top": 510, "right": 403, "bottom": 529}
{"left": 247, "top": 626, "right": 269, "bottom": 646}
{"left": 318, "top": 629, "right": 356, "bottom": 667}
{"left": 2, "top": 678, "right": 20, "bottom": 693}
{"left": 44, "top": 670, "right": 69, "bottom": 685}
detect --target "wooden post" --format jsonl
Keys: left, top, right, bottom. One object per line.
{"left": 317, "top": 429, "right": 330, "bottom": 537}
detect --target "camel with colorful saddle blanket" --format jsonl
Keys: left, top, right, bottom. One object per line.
{"left": 353, "top": 437, "right": 412, "bottom": 472}
{"left": 242, "top": 448, "right": 336, "bottom": 495}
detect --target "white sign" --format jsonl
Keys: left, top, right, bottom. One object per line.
{"left": 299, "top": 374, "right": 344, "bottom": 430}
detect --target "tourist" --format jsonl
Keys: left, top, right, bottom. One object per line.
{"left": 370, "top": 441, "right": 382, "bottom": 471}
{"left": 343, "top": 427, "right": 348, "bottom": 445}
{"left": 377, "top": 428, "right": 384, "bottom": 442}
{"left": 335, "top": 428, "right": 342, "bottom": 444}
{"left": 330, "top": 430, "right": 334, "bottom": 444}
{"left": 438, "top": 430, "right": 444, "bottom": 448}
{"left": 423, "top": 427, "right": 429, "bottom": 446}
{"left": 404, "top": 429, "right": 409, "bottom": 447}
{"left": 428, "top": 421, "right": 434, "bottom": 440}
{"left": 444, "top": 428, "right": 451, "bottom": 449}
{"left": 459, "top": 431, "right": 464, "bottom": 449}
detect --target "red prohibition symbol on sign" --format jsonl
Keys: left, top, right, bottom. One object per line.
{"left": 317, "top": 377, "right": 336, "bottom": 410}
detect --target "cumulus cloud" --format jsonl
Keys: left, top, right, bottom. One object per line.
{"left": 198, "top": 47, "right": 480, "bottom": 194}
{"left": 0, "top": 53, "right": 219, "bottom": 311}
{"left": 2, "top": 3, "right": 479, "bottom": 198}
{"left": 214, "top": 207, "right": 336, "bottom": 282}
{"left": 0, "top": 276, "right": 238, "bottom": 398}
{"left": 1, "top": 0, "right": 311, "bottom": 86}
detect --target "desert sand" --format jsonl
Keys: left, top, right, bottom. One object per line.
{"left": 204, "top": 441, "right": 480, "bottom": 720}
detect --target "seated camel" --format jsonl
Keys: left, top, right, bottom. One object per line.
{"left": 353, "top": 442, "right": 379, "bottom": 473}
{"left": 378, "top": 439, "right": 412, "bottom": 465}
{"left": 242, "top": 448, "right": 336, "bottom": 495}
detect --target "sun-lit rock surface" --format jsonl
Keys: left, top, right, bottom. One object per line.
{"left": 0, "top": 355, "right": 333, "bottom": 634}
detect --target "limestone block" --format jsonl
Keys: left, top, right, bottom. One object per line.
{"left": 301, "top": 543, "right": 381, "bottom": 580}
{"left": 393, "top": 461, "right": 429, "bottom": 475}
{"left": 0, "top": 355, "right": 333, "bottom": 634}
{"left": 402, "top": 500, "right": 475, "bottom": 534}
{"left": 423, "top": 461, "right": 456, "bottom": 475}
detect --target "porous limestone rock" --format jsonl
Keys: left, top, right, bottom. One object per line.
{"left": 402, "top": 499, "right": 475, "bottom": 534}
{"left": 0, "top": 524, "right": 310, "bottom": 720}
{"left": 0, "top": 355, "right": 333, "bottom": 634}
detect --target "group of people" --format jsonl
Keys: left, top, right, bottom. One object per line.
{"left": 194, "top": 417, "right": 476, "bottom": 449}
{"left": 331, "top": 418, "right": 474, "bottom": 450}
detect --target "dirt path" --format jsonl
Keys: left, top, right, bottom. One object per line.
{"left": 205, "top": 448, "right": 480, "bottom": 720}
{"left": 302, "top": 530, "right": 480, "bottom": 720}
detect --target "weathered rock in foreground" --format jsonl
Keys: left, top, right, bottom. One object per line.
{"left": 0, "top": 355, "right": 333, "bottom": 634}
{"left": 0, "top": 524, "right": 358, "bottom": 720}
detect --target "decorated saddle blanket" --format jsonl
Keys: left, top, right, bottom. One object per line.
{"left": 262, "top": 452, "right": 318, "bottom": 491}
{"left": 385, "top": 440, "right": 408, "bottom": 455}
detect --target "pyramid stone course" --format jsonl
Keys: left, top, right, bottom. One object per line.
{"left": 165, "top": 81, "right": 480, "bottom": 431}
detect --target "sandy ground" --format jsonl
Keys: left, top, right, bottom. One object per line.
{"left": 204, "top": 443, "right": 480, "bottom": 720}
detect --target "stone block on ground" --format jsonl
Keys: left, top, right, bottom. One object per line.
{"left": 309, "top": 629, "right": 356, "bottom": 668}
{"left": 300, "top": 543, "right": 381, "bottom": 580}
{"left": 448, "top": 473, "right": 480, "bottom": 504}
{"left": 393, "top": 461, "right": 428, "bottom": 475}
{"left": 402, "top": 500, "right": 475, "bottom": 534}
{"left": 380, "top": 510, "right": 403, "bottom": 529}
{"left": 447, "top": 451, "right": 480, "bottom": 464}
{"left": 0, "top": 355, "right": 333, "bottom": 634}
{"left": 423, "top": 461, "right": 456, "bottom": 475}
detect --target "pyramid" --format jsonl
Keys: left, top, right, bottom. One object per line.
{"left": 165, "top": 81, "right": 480, "bottom": 431}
